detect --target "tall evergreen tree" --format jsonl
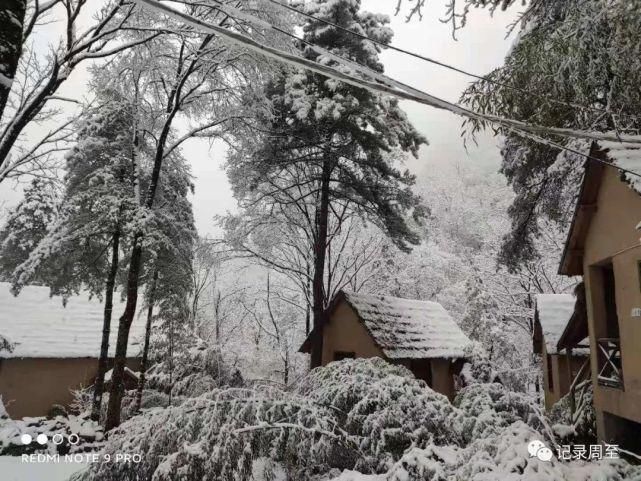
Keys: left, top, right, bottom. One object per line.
{"left": 226, "top": 0, "right": 426, "bottom": 367}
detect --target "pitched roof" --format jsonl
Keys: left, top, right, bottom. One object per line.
{"left": 306, "top": 290, "right": 472, "bottom": 359}
{"left": 535, "top": 294, "right": 576, "bottom": 355}
{"left": 0, "top": 282, "right": 146, "bottom": 359}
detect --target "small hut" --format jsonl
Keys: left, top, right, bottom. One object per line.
{"left": 300, "top": 290, "right": 472, "bottom": 399}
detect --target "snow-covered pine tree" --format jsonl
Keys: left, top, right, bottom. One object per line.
{"left": 226, "top": 0, "right": 426, "bottom": 367}
{"left": 0, "top": 178, "right": 60, "bottom": 282}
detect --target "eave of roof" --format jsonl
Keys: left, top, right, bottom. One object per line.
{"left": 559, "top": 144, "right": 605, "bottom": 276}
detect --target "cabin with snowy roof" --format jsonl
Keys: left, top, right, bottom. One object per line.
{"left": 558, "top": 140, "right": 641, "bottom": 454}
{"left": 533, "top": 293, "right": 589, "bottom": 410}
{"left": 299, "top": 290, "right": 473, "bottom": 400}
{"left": 0, "top": 283, "right": 144, "bottom": 418}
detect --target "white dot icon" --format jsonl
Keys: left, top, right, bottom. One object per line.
{"left": 20, "top": 434, "right": 32, "bottom": 445}
{"left": 52, "top": 433, "right": 64, "bottom": 445}
{"left": 537, "top": 446, "right": 554, "bottom": 462}
{"left": 36, "top": 434, "right": 48, "bottom": 445}
{"left": 68, "top": 433, "right": 80, "bottom": 445}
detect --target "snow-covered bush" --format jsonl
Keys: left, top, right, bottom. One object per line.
{"left": 71, "top": 358, "right": 641, "bottom": 481}
{"left": 332, "top": 421, "right": 641, "bottom": 481}
{"left": 549, "top": 384, "right": 596, "bottom": 445}
{"left": 452, "top": 382, "right": 551, "bottom": 444}
{"left": 296, "top": 358, "right": 462, "bottom": 472}
{"left": 73, "top": 387, "right": 346, "bottom": 481}
{"left": 146, "top": 339, "right": 243, "bottom": 398}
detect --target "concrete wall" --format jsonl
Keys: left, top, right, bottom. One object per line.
{"left": 0, "top": 357, "right": 140, "bottom": 419}
{"left": 322, "top": 299, "right": 458, "bottom": 400}
{"left": 582, "top": 166, "right": 641, "bottom": 440}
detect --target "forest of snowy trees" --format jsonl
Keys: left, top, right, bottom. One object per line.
{"left": 1, "top": 0, "right": 641, "bottom": 480}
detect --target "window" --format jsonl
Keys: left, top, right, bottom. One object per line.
{"left": 547, "top": 354, "right": 554, "bottom": 391}
{"left": 334, "top": 351, "right": 355, "bottom": 361}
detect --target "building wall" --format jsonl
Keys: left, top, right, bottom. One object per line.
{"left": 0, "top": 357, "right": 140, "bottom": 418}
{"left": 321, "top": 300, "right": 384, "bottom": 364}
{"left": 322, "top": 300, "right": 458, "bottom": 400}
{"left": 541, "top": 342, "right": 589, "bottom": 410}
{"left": 582, "top": 166, "right": 641, "bottom": 439}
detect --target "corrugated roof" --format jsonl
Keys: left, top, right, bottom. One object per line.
{"left": 535, "top": 294, "right": 576, "bottom": 355}
{"left": 341, "top": 291, "right": 472, "bottom": 359}
{"left": 0, "top": 282, "right": 145, "bottom": 359}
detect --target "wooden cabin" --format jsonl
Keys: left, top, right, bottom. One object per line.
{"left": 558, "top": 140, "right": 641, "bottom": 454}
{"left": 533, "top": 293, "right": 590, "bottom": 410}
{"left": 300, "top": 290, "right": 472, "bottom": 400}
{"left": 0, "top": 283, "right": 143, "bottom": 418}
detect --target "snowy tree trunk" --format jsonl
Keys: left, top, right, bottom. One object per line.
{"left": 105, "top": 101, "right": 179, "bottom": 430}
{"left": 305, "top": 262, "right": 311, "bottom": 336}
{"left": 310, "top": 158, "right": 332, "bottom": 368}
{"left": 105, "top": 233, "right": 144, "bottom": 430}
{"left": 92, "top": 228, "right": 121, "bottom": 422}
{"left": 0, "top": 0, "right": 25, "bottom": 121}
{"left": 135, "top": 268, "right": 158, "bottom": 413}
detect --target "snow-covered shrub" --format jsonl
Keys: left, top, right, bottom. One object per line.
{"left": 548, "top": 384, "right": 596, "bottom": 444}
{"left": 73, "top": 387, "right": 347, "bottom": 481}
{"left": 297, "top": 358, "right": 462, "bottom": 472}
{"left": 452, "top": 382, "right": 551, "bottom": 444}
{"left": 69, "top": 386, "right": 93, "bottom": 416}
{"left": 458, "top": 342, "right": 496, "bottom": 388}
{"left": 146, "top": 339, "right": 243, "bottom": 398}
{"left": 332, "top": 421, "right": 641, "bottom": 481}
{"left": 456, "top": 421, "right": 563, "bottom": 480}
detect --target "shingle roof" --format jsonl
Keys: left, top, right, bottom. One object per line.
{"left": 341, "top": 291, "right": 472, "bottom": 359}
{"left": 535, "top": 294, "right": 576, "bottom": 355}
{"left": 0, "top": 282, "right": 145, "bottom": 359}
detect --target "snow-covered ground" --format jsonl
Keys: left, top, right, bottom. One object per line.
{"left": 0, "top": 456, "right": 87, "bottom": 481}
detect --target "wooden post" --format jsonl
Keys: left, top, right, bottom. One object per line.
{"left": 566, "top": 347, "right": 576, "bottom": 415}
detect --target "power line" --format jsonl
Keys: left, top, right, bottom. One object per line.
{"left": 134, "top": 0, "right": 641, "bottom": 179}
{"left": 264, "top": 0, "right": 636, "bottom": 122}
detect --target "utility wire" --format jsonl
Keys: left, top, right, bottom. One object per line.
{"left": 135, "top": 0, "right": 641, "bottom": 179}
{"left": 264, "top": 0, "right": 637, "bottom": 122}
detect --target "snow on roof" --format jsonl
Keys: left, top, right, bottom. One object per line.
{"left": 341, "top": 291, "right": 472, "bottom": 359}
{"left": 0, "top": 282, "right": 146, "bottom": 359}
{"left": 599, "top": 140, "right": 641, "bottom": 194}
{"left": 535, "top": 294, "right": 576, "bottom": 355}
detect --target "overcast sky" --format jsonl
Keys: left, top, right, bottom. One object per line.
{"left": 0, "top": 1, "right": 520, "bottom": 237}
